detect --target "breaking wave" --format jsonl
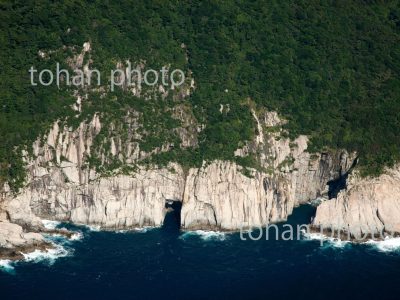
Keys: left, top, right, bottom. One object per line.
{"left": 133, "top": 226, "right": 156, "bottom": 233}
{"left": 70, "top": 232, "right": 84, "bottom": 241}
{"left": 0, "top": 259, "right": 15, "bottom": 274}
{"left": 180, "top": 230, "right": 227, "bottom": 241}
{"left": 41, "top": 219, "right": 62, "bottom": 230}
{"left": 21, "top": 244, "right": 71, "bottom": 265}
{"left": 301, "top": 230, "right": 351, "bottom": 248}
{"left": 0, "top": 221, "right": 83, "bottom": 273}
{"left": 365, "top": 237, "right": 400, "bottom": 253}
{"left": 83, "top": 224, "right": 101, "bottom": 232}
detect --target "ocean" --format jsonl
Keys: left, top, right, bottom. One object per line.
{"left": 1, "top": 205, "right": 400, "bottom": 300}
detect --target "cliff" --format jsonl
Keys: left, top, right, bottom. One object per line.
{"left": 0, "top": 107, "right": 354, "bottom": 256}
{"left": 313, "top": 166, "right": 400, "bottom": 238}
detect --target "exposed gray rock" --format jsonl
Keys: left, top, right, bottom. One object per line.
{"left": 313, "top": 167, "right": 400, "bottom": 238}
{"left": 0, "top": 221, "right": 43, "bottom": 249}
{"left": 0, "top": 110, "right": 353, "bottom": 234}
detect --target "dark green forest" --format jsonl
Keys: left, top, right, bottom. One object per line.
{"left": 1, "top": 0, "right": 400, "bottom": 190}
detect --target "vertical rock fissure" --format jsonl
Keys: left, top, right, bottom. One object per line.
{"left": 327, "top": 157, "right": 358, "bottom": 199}
{"left": 163, "top": 200, "right": 182, "bottom": 230}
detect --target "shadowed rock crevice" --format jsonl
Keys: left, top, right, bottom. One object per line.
{"left": 327, "top": 173, "right": 348, "bottom": 199}
{"left": 163, "top": 200, "right": 182, "bottom": 230}
{"left": 2, "top": 111, "right": 358, "bottom": 234}
{"left": 327, "top": 157, "right": 358, "bottom": 199}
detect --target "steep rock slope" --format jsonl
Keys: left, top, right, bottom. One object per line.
{"left": 0, "top": 110, "right": 354, "bottom": 238}
{"left": 313, "top": 166, "right": 400, "bottom": 238}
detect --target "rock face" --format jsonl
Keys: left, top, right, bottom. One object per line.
{"left": 181, "top": 162, "right": 292, "bottom": 230}
{"left": 9, "top": 168, "right": 185, "bottom": 229}
{"left": 0, "top": 110, "right": 354, "bottom": 235}
{"left": 313, "top": 166, "right": 400, "bottom": 238}
{"left": 0, "top": 221, "right": 43, "bottom": 249}
{"left": 180, "top": 138, "right": 353, "bottom": 230}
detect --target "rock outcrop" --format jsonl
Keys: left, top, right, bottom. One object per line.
{"left": 313, "top": 166, "right": 400, "bottom": 238}
{"left": 181, "top": 162, "right": 292, "bottom": 230}
{"left": 0, "top": 221, "right": 43, "bottom": 249}
{"left": 0, "top": 41, "right": 359, "bottom": 258}
{"left": 0, "top": 110, "right": 354, "bottom": 236}
{"left": 0, "top": 220, "right": 48, "bottom": 260}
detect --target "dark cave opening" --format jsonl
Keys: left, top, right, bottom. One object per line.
{"left": 327, "top": 157, "right": 358, "bottom": 199}
{"left": 163, "top": 200, "right": 182, "bottom": 231}
{"left": 327, "top": 173, "right": 349, "bottom": 199}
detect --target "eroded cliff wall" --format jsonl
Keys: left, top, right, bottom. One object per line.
{"left": 313, "top": 166, "right": 400, "bottom": 237}
{"left": 0, "top": 110, "right": 353, "bottom": 240}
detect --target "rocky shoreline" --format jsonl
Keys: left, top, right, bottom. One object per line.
{"left": 0, "top": 220, "right": 77, "bottom": 260}
{"left": 309, "top": 225, "right": 400, "bottom": 243}
{"left": 312, "top": 166, "right": 400, "bottom": 238}
{"left": 0, "top": 241, "right": 53, "bottom": 261}
{"left": 1, "top": 111, "right": 353, "bottom": 231}
{"left": 2, "top": 109, "right": 399, "bottom": 258}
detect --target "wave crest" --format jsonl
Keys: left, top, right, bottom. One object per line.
{"left": 21, "top": 244, "right": 71, "bottom": 265}
{"left": 301, "top": 230, "right": 350, "bottom": 248}
{"left": 0, "top": 259, "right": 15, "bottom": 274}
{"left": 41, "top": 219, "right": 61, "bottom": 230}
{"left": 180, "top": 230, "right": 227, "bottom": 241}
{"left": 366, "top": 237, "right": 400, "bottom": 252}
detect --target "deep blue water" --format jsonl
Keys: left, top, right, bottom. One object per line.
{"left": 1, "top": 205, "right": 400, "bottom": 300}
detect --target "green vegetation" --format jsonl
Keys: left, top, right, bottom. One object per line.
{"left": 1, "top": 0, "right": 400, "bottom": 191}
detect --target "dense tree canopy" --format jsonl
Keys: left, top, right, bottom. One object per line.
{"left": 1, "top": 0, "right": 400, "bottom": 190}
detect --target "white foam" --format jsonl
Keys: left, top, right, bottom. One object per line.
{"left": 1, "top": 222, "right": 83, "bottom": 270}
{"left": 85, "top": 224, "right": 101, "bottom": 232}
{"left": 365, "top": 237, "right": 400, "bottom": 252}
{"left": 0, "top": 259, "right": 15, "bottom": 274}
{"left": 21, "top": 244, "right": 70, "bottom": 265}
{"left": 43, "top": 230, "right": 83, "bottom": 244}
{"left": 133, "top": 226, "right": 155, "bottom": 233}
{"left": 180, "top": 230, "right": 227, "bottom": 241}
{"left": 301, "top": 230, "right": 350, "bottom": 248}
{"left": 41, "top": 219, "right": 61, "bottom": 230}
{"left": 69, "top": 232, "right": 83, "bottom": 241}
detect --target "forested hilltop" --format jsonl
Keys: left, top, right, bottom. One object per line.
{"left": 1, "top": 0, "right": 400, "bottom": 191}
